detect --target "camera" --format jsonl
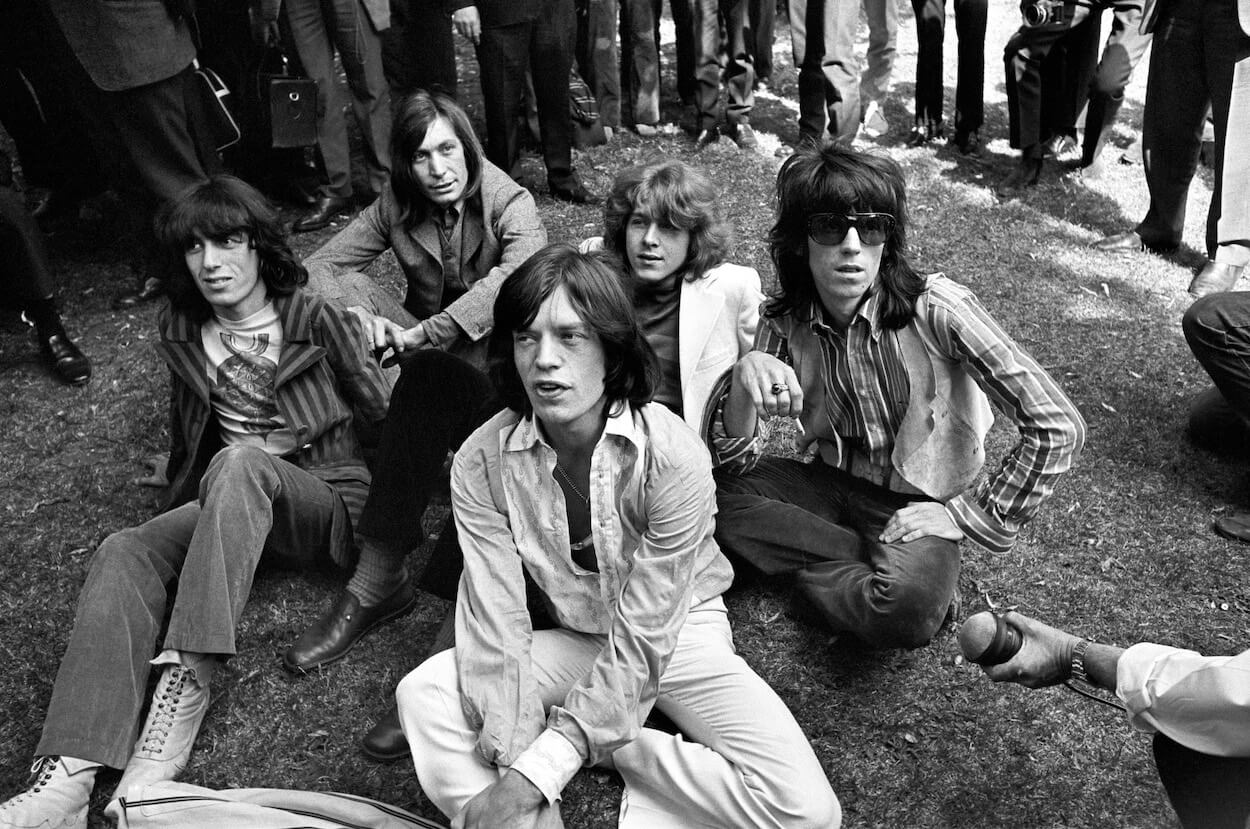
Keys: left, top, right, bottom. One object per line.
{"left": 1021, "top": 0, "right": 1069, "bottom": 26}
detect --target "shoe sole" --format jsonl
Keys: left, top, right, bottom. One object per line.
{"left": 1213, "top": 519, "right": 1250, "bottom": 544}
{"left": 282, "top": 590, "right": 420, "bottom": 673}
{"left": 360, "top": 741, "right": 412, "bottom": 764}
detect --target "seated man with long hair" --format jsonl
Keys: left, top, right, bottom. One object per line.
{"left": 395, "top": 245, "right": 840, "bottom": 829}
{"left": 0, "top": 175, "right": 389, "bottom": 829}
{"left": 715, "top": 143, "right": 1086, "bottom": 649}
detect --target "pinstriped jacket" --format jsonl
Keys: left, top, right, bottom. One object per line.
{"left": 155, "top": 290, "right": 390, "bottom": 535}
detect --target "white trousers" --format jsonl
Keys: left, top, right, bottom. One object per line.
{"left": 397, "top": 598, "right": 841, "bottom": 828}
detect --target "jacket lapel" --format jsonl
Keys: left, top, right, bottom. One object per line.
{"left": 678, "top": 275, "right": 726, "bottom": 393}
{"left": 274, "top": 293, "right": 327, "bottom": 389}
{"left": 156, "top": 311, "right": 211, "bottom": 405}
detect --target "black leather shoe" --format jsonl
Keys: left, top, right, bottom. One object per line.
{"left": 994, "top": 157, "right": 1042, "bottom": 199}
{"left": 293, "top": 194, "right": 353, "bottom": 233}
{"left": 549, "top": 179, "right": 599, "bottom": 205}
{"left": 1091, "top": 230, "right": 1178, "bottom": 256}
{"left": 1189, "top": 261, "right": 1244, "bottom": 299}
{"left": 41, "top": 330, "right": 91, "bottom": 385}
{"left": 951, "top": 129, "right": 981, "bottom": 157}
{"left": 695, "top": 127, "right": 719, "bottom": 150}
{"left": 283, "top": 581, "right": 418, "bottom": 673}
{"left": 361, "top": 705, "right": 410, "bottom": 762}
{"left": 112, "top": 277, "right": 166, "bottom": 311}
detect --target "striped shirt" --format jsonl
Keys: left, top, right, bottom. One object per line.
{"left": 718, "top": 277, "right": 1085, "bottom": 552}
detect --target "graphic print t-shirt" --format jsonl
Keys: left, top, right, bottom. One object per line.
{"left": 201, "top": 302, "right": 297, "bottom": 456}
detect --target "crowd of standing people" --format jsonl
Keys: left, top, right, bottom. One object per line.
{"left": 1, "top": 0, "right": 1249, "bottom": 828}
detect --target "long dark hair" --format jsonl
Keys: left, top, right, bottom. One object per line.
{"left": 602, "top": 158, "right": 730, "bottom": 282}
{"left": 488, "top": 244, "right": 657, "bottom": 417}
{"left": 156, "top": 175, "right": 306, "bottom": 321}
{"left": 767, "top": 142, "right": 924, "bottom": 329}
{"left": 389, "top": 89, "right": 484, "bottom": 227}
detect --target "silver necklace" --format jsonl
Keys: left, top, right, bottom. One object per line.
{"left": 554, "top": 463, "right": 590, "bottom": 508}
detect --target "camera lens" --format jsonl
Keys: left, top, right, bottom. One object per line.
{"left": 1023, "top": 1, "right": 1051, "bottom": 26}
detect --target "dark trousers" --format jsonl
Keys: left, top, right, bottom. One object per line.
{"left": 747, "top": 0, "right": 775, "bottom": 82}
{"left": 1182, "top": 291, "right": 1250, "bottom": 455}
{"left": 1137, "top": 0, "right": 1250, "bottom": 259}
{"left": 1004, "top": 5, "right": 1099, "bottom": 154}
{"left": 788, "top": 0, "right": 860, "bottom": 144}
{"left": 910, "top": 0, "right": 987, "bottom": 133}
{"left": 36, "top": 447, "right": 349, "bottom": 769}
{"left": 0, "top": 187, "right": 55, "bottom": 307}
{"left": 691, "top": 0, "right": 754, "bottom": 128}
{"left": 383, "top": 0, "right": 457, "bottom": 96}
{"left": 577, "top": 0, "right": 622, "bottom": 127}
{"left": 354, "top": 350, "right": 497, "bottom": 600}
{"left": 1153, "top": 734, "right": 1250, "bottom": 829}
{"left": 1080, "top": 3, "right": 1151, "bottom": 167}
{"left": 714, "top": 458, "right": 960, "bottom": 649}
{"left": 477, "top": 2, "right": 577, "bottom": 187}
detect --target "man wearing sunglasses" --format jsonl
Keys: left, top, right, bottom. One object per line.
{"left": 710, "top": 143, "right": 1086, "bottom": 649}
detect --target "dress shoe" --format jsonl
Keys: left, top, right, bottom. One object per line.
{"left": 994, "top": 158, "right": 1043, "bottom": 199}
{"left": 361, "top": 705, "right": 410, "bottom": 763}
{"left": 40, "top": 330, "right": 91, "bottom": 386}
{"left": 1090, "top": 230, "right": 1177, "bottom": 256}
{"left": 694, "top": 127, "right": 719, "bottom": 150}
{"left": 548, "top": 178, "right": 599, "bottom": 205}
{"left": 951, "top": 129, "right": 981, "bottom": 157}
{"left": 905, "top": 119, "right": 943, "bottom": 148}
{"left": 1214, "top": 511, "right": 1250, "bottom": 543}
{"left": 293, "top": 194, "right": 353, "bottom": 233}
{"left": 726, "top": 121, "right": 759, "bottom": 150}
{"left": 0, "top": 756, "right": 98, "bottom": 829}
{"left": 1188, "top": 261, "right": 1244, "bottom": 299}
{"left": 112, "top": 276, "right": 165, "bottom": 311}
{"left": 283, "top": 580, "right": 418, "bottom": 672}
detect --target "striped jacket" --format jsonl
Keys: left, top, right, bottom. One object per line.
{"left": 155, "top": 290, "right": 390, "bottom": 539}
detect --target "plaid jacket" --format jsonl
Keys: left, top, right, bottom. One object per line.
{"left": 155, "top": 289, "right": 390, "bottom": 530}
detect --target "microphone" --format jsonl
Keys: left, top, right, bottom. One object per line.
{"left": 958, "top": 611, "right": 1023, "bottom": 666}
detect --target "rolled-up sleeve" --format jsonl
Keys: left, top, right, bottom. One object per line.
{"left": 1117, "top": 643, "right": 1250, "bottom": 757}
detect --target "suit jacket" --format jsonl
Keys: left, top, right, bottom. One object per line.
{"left": 46, "top": 0, "right": 195, "bottom": 92}
{"left": 155, "top": 290, "right": 390, "bottom": 535}
{"left": 677, "top": 263, "right": 763, "bottom": 431}
{"left": 1142, "top": 0, "right": 1250, "bottom": 34}
{"left": 305, "top": 161, "right": 546, "bottom": 365}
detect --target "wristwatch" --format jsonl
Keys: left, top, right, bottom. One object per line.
{"left": 1069, "top": 638, "right": 1092, "bottom": 684}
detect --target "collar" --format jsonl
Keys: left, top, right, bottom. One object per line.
{"left": 503, "top": 402, "right": 642, "bottom": 456}
{"left": 804, "top": 290, "right": 884, "bottom": 341}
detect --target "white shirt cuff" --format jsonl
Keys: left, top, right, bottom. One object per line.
{"left": 509, "top": 729, "right": 583, "bottom": 805}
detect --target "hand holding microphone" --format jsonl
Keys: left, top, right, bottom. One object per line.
{"left": 959, "top": 611, "right": 1085, "bottom": 689}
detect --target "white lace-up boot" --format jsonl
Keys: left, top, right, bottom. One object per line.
{"left": 0, "top": 755, "right": 98, "bottom": 829}
{"left": 112, "top": 661, "right": 211, "bottom": 800}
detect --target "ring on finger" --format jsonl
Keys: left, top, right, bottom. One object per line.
{"left": 770, "top": 382, "right": 790, "bottom": 395}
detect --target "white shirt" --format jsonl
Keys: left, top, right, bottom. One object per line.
{"left": 1116, "top": 643, "right": 1250, "bottom": 756}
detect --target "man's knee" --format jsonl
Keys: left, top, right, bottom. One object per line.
{"left": 396, "top": 648, "right": 457, "bottom": 730}
{"left": 761, "top": 774, "right": 842, "bottom": 829}
{"left": 864, "top": 573, "right": 952, "bottom": 649}
{"left": 200, "top": 445, "right": 276, "bottom": 496}
{"left": 1183, "top": 293, "right": 1228, "bottom": 349}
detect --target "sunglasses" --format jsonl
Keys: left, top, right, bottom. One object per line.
{"left": 806, "top": 212, "right": 896, "bottom": 247}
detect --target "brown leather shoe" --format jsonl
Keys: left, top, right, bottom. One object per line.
{"left": 361, "top": 705, "right": 409, "bottom": 763}
{"left": 1188, "top": 261, "right": 1244, "bottom": 299}
{"left": 282, "top": 581, "right": 418, "bottom": 673}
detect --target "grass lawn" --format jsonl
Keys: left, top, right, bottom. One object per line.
{"left": 2, "top": 4, "right": 1245, "bottom": 828}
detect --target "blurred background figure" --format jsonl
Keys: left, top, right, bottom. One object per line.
{"left": 0, "top": 167, "right": 90, "bottom": 386}
{"left": 283, "top": 0, "right": 393, "bottom": 232}
{"left": 972, "top": 610, "right": 1250, "bottom": 829}
{"left": 907, "top": 0, "right": 987, "bottom": 154}
{"left": 1074, "top": 0, "right": 1151, "bottom": 178}
{"left": 1092, "top": 0, "right": 1250, "bottom": 299}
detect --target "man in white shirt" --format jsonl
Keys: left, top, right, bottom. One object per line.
{"left": 975, "top": 611, "right": 1250, "bottom": 829}
{"left": 395, "top": 244, "right": 840, "bottom": 828}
